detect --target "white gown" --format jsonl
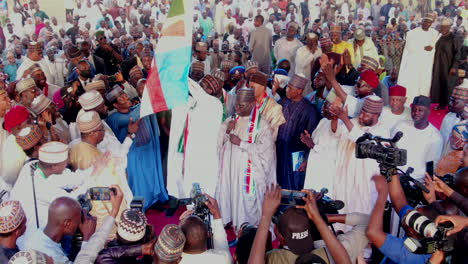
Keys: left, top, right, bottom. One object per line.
{"left": 398, "top": 27, "right": 440, "bottom": 104}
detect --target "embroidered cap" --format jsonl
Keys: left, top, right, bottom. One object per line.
{"left": 106, "top": 85, "right": 124, "bottom": 103}
{"left": 31, "top": 94, "right": 52, "bottom": 115}
{"left": 15, "top": 125, "right": 43, "bottom": 150}
{"left": 79, "top": 90, "right": 104, "bottom": 110}
{"left": 77, "top": 111, "right": 102, "bottom": 133}
{"left": 84, "top": 80, "right": 106, "bottom": 92}
{"left": 16, "top": 78, "right": 36, "bottom": 94}
{"left": 245, "top": 60, "right": 259, "bottom": 72}
{"left": 0, "top": 200, "right": 25, "bottom": 234}
{"left": 8, "top": 250, "right": 49, "bottom": 264}
{"left": 362, "top": 95, "right": 384, "bottom": 114}
{"left": 452, "top": 79, "right": 468, "bottom": 100}
{"left": 154, "top": 224, "right": 186, "bottom": 262}
{"left": 118, "top": 209, "right": 148, "bottom": 242}
{"left": 288, "top": 74, "right": 308, "bottom": 90}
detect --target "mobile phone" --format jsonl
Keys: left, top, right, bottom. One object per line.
{"left": 426, "top": 161, "right": 434, "bottom": 179}
{"left": 88, "top": 187, "right": 116, "bottom": 201}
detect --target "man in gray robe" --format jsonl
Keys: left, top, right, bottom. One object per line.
{"left": 249, "top": 15, "right": 272, "bottom": 74}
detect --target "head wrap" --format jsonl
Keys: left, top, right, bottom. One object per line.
{"left": 30, "top": 94, "right": 52, "bottom": 115}
{"left": 15, "top": 125, "right": 43, "bottom": 150}
{"left": 38, "top": 141, "right": 68, "bottom": 164}
{"left": 77, "top": 111, "right": 102, "bottom": 133}
{"left": 288, "top": 74, "right": 308, "bottom": 89}
{"left": 362, "top": 95, "right": 384, "bottom": 114}
{"left": 154, "top": 224, "right": 186, "bottom": 263}
{"left": 79, "top": 91, "right": 104, "bottom": 110}
{"left": 361, "top": 56, "right": 379, "bottom": 72}
{"left": 0, "top": 200, "right": 26, "bottom": 234}
{"left": 4, "top": 106, "right": 30, "bottom": 133}
{"left": 8, "top": 250, "right": 48, "bottom": 264}
{"left": 354, "top": 28, "right": 365, "bottom": 40}
{"left": 106, "top": 85, "right": 124, "bottom": 103}
{"left": 84, "top": 80, "right": 106, "bottom": 92}
{"left": 389, "top": 85, "right": 407, "bottom": 97}
{"left": 359, "top": 70, "right": 379, "bottom": 89}
{"left": 250, "top": 72, "right": 268, "bottom": 87}
{"left": 229, "top": 66, "right": 246, "bottom": 75}
{"left": 236, "top": 88, "right": 255, "bottom": 103}
{"left": 452, "top": 79, "right": 468, "bottom": 100}
{"left": 245, "top": 60, "right": 259, "bottom": 71}
{"left": 118, "top": 209, "right": 148, "bottom": 242}
{"left": 412, "top": 95, "right": 431, "bottom": 108}
{"left": 16, "top": 78, "right": 36, "bottom": 94}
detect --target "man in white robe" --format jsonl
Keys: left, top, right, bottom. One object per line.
{"left": 9, "top": 142, "right": 107, "bottom": 249}
{"left": 167, "top": 79, "right": 223, "bottom": 199}
{"left": 398, "top": 14, "right": 440, "bottom": 104}
{"left": 440, "top": 81, "right": 467, "bottom": 155}
{"left": 274, "top": 23, "right": 303, "bottom": 76}
{"left": 350, "top": 28, "right": 379, "bottom": 69}
{"left": 303, "top": 99, "right": 342, "bottom": 194}
{"left": 16, "top": 42, "right": 53, "bottom": 83}
{"left": 331, "top": 96, "right": 389, "bottom": 215}
{"left": 294, "top": 32, "right": 322, "bottom": 95}
{"left": 380, "top": 85, "right": 412, "bottom": 131}
{"left": 216, "top": 88, "right": 276, "bottom": 230}
{"left": 392, "top": 96, "right": 444, "bottom": 181}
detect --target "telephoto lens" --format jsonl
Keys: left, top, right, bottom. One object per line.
{"left": 403, "top": 210, "right": 438, "bottom": 238}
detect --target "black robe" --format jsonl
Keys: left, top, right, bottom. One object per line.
{"left": 430, "top": 33, "right": 462, "bottom": 105}
{"left": 276, "top": 98, "right": 320, "bottom": 191}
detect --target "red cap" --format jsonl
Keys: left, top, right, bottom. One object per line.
{"left": 4, "top": 106, "right": 30, "bottom": 133}
{"left": 359, "top": 70, "right": 379, "bottom": 89}
{"left": 389, "top": 85, "right": 407, "bottom": 97}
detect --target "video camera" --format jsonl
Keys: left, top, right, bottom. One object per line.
{"left": 403, "top": 210, "right": 455, "bottom": 254}
{"left": 355, "top": 132, "right": 407, "bottom": 181}
{"left": 168, "top": 183, "right": 213, "bottom": 249}
{"left": 280, "top": 188, "right": 345, "bottom": 214}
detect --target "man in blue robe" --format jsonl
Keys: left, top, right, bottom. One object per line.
{"left": 106, "top": 86, "right": 168, "bottom": 209}
{"left": 276, "top": 74, "right": 320, "bottom": 190}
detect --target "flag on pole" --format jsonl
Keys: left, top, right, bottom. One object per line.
{"left": 140, "top": 0, "right": 193, "bottom": 117}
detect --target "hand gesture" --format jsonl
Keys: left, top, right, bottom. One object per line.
{"left": 229, "top": 134, "right": 241, "bottom": 146}
{"left": 300, "top": 130, "right": 314, "bottom": 149}
{"left": 298, "top": 160, "right": 308, "bottom": 172}
{"left": 41, "top": 110, "right": 53, "bottom": 124}
{"left": 204, "top": 194, "right": 221, "bottom": 219}
{"left": 319, "top": 54, "right": 330, "bottom": 67}
{"left": 297, "top": 189, "right": 320, "bottom": 221}
{"left": 272, "top": 78, "right": 280, "bottom": 95}
{"left": 423, "top": 174, "right": 437, "bottom": 204}
{"left": 127, "top": 117, "right": 141, "bottom": 134}
{"left": 433, "top": 176, "right": 453, "bottom": 196}
{"left": 115, "top": 72, "right": 124, "bottom": 82}
{"left": 179, "top": 209, "right": 194, "bottom": 221}
{"left": 435, "top": 215, "right": 468, "bottom": 236}
{"left": 226, "top": 119, "right": 236, "bottom": 134}
{"left": 262, "top": 184, "right": 281, "bottom": 218}
{"left": 80, "top": 211, "right": 97, "bottom": 241}
{"left": 322, "top": 62, "right": 337, "bottom": 83}
{"left": 329, "top": 104, "right": 348, "bottom": 120}
{"left": 109, "top": 184, "right": 124, "bottom": 218}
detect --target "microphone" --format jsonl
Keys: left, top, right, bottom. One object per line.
{"left": 392, "top": 131, "right": 404, "bottom": 143}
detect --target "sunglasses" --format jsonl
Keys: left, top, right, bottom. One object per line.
{"left": 99, "top": 36, "right": 107, "bottom": 41}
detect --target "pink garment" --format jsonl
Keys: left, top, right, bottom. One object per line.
{"left": 53, "top": 88, "right": 64, "bottom": 110}
{"left": 35, "top": 23, "right": 45, "bottom": 37}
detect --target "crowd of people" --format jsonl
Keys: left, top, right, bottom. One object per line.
{"left": 0, "top": 0, "right": 467, "bottom": 263}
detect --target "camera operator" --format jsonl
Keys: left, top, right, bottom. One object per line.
{"left": 179, "top": 194, "right": 231, "bottom": 264}
{"left": 367, "top": 175, "right": 432, "bottom": 263}
{"left": 248, "top": 185, "right": 370, "bottom": 264}
{"left": 435, "top": 215, "right": 468, "bottom": 236}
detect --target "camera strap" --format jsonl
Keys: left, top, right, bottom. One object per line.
{"left": 30, "top": 163, "right": 40, "bottom": 229}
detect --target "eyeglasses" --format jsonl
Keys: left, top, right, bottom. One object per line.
{"left": 99, "top": 36, "right": 107, "bottom": 41}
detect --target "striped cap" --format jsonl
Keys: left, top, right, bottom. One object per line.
{"left": 77, "top": 111, "right": 102, "bottom": 133}
{"left": 84, "top": 80, "right": 106, "bottom": 92}
{"left": 16, "top": 78, "right": 36, "bottom": 94}
{"left": 200, "top": 75, "right": 220, "bottom": 92}
{"left": 38, "top": 141, "right": 68, "bottom": 164}
{"left": 118, "top": 209, "right": 147, "bottom": 242}
{"left": 211, "top": 69, "right": 225, "bottom": 85}
{"left": 361, "top": 56, "right": 379, "bottom": 72}
{"left": 154, "top": 224, "right": 186, "bottom": 262}
{"left": 190, "top": 61, "right": 205, "bottom": 74}
{"left": 221, "top": 60, "right": 236, "bottom": 72}
{"left": 30, "top": 94, "right": 52, "bottom": 115}
{"left": 0, "top": 200, "right": 26, "bottom": 234}
{"left": 15, "top": 125, "right": 43, "bottom": 150}
{"left": 237, "top": 88, "right": 255, "bottom": 103}
{"left": 288, "top": 74, "right": 308, "bottom": 89}
{"left": 106, "top": 85, "right": 124, "bottom": 103}
{"left": 362, "top": 95, "right": 384, "bottom": 114}
{"left": 129, "top": 65, "right": 143, "bottom": 77}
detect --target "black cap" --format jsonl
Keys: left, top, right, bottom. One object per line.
{"left": 412, "top": 95, "right": 431, "bottom": 108}
{"left": 278, "top": 207, "right": 314, "bottom": 255}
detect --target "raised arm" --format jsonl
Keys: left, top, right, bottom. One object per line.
{"left": 366, "top": 175, "right": 389, "bottom": 248}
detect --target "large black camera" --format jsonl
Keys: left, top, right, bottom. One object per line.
{"left": 355, "top": 132, "right": 407, "bottom": 181}
{"left": 280, "top": 188, "right": 345, "bottom": 214}
{"left": 403, "top": 210, "right": 455, "bottom": 254}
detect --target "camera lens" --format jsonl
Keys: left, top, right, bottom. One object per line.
{"left": 404, "top": 210, "right": 438, "bottom": 238}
